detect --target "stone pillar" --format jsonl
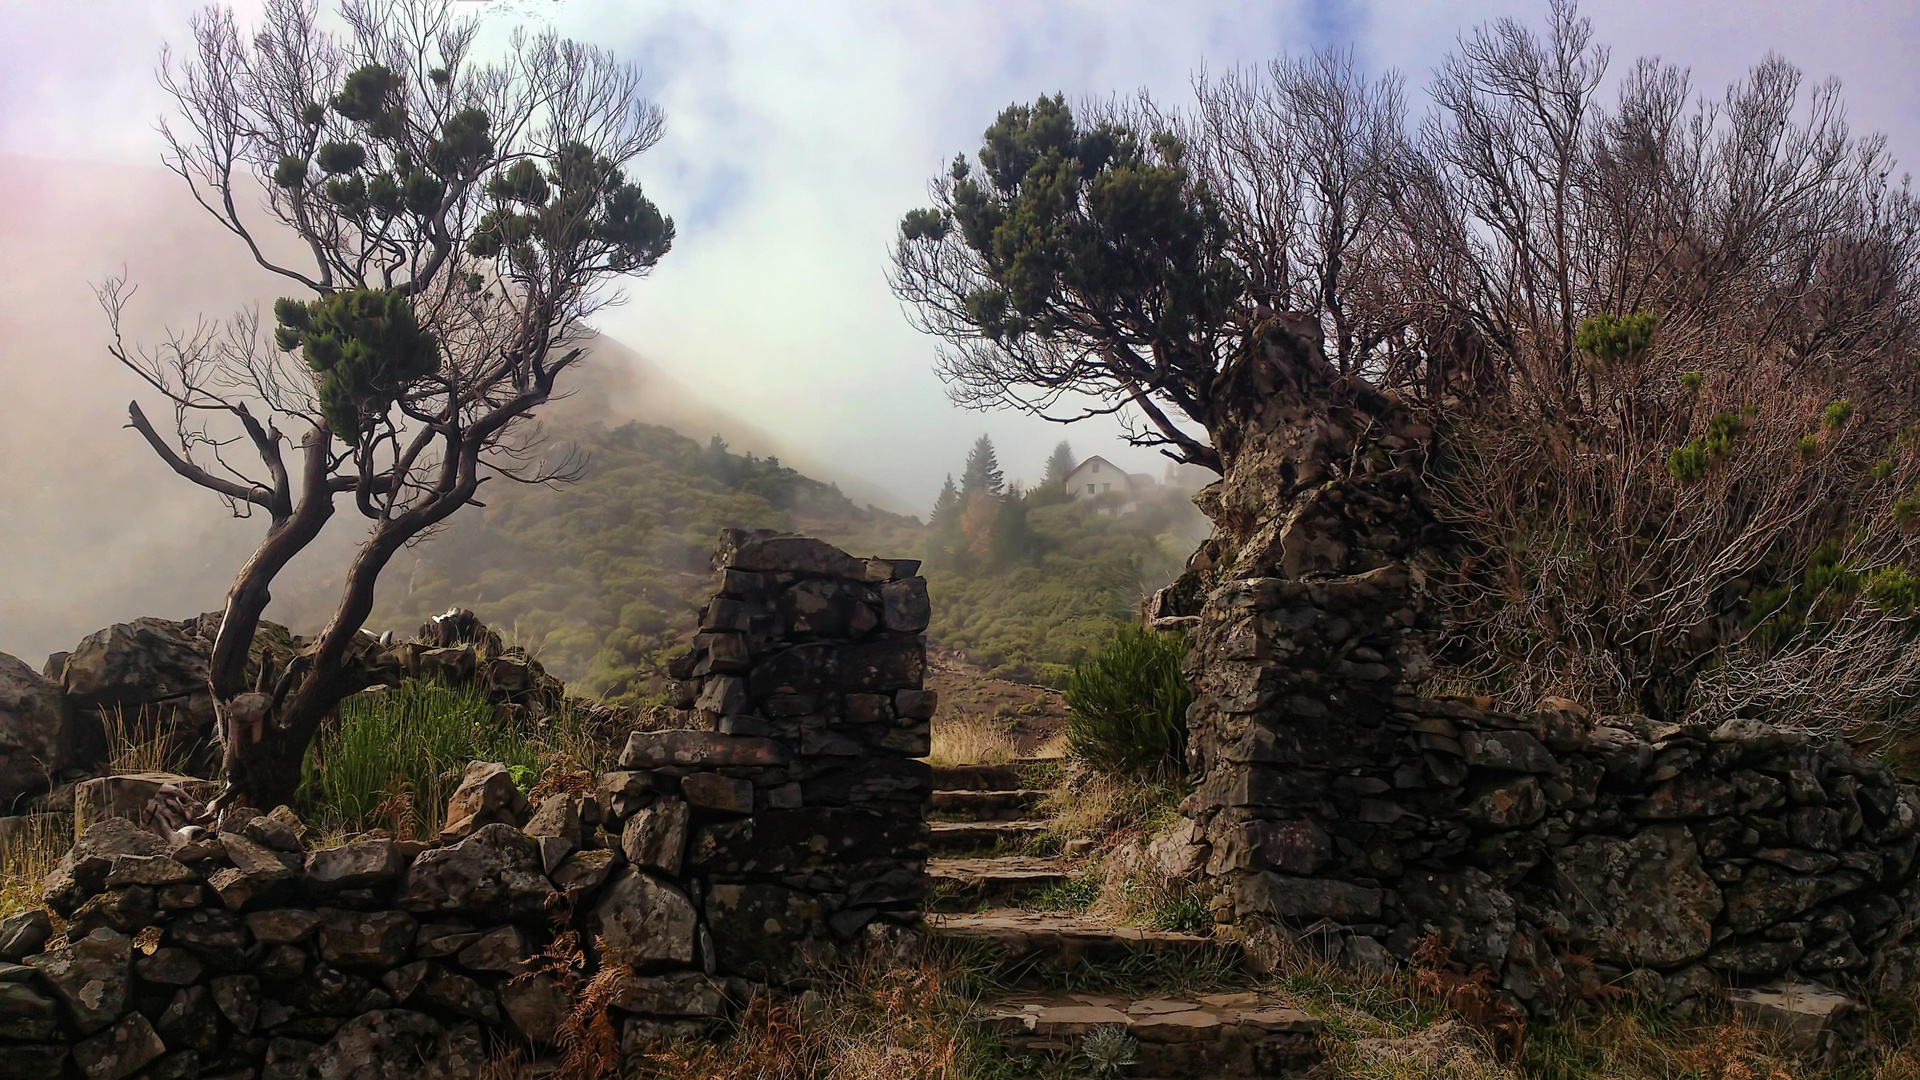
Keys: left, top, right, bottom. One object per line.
{"left": 612, "top": 529, "right": 933, "bottom": 985}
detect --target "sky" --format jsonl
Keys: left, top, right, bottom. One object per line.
{"left": 0, "top": 0, "right": 1917, "bottom": 655}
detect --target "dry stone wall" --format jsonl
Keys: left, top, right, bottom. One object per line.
{"left": 1168, "top": 320, "right": 1920, "bottom": 1015}
{"left": 0, "top": 532, "right": 931, "bottom": 1078}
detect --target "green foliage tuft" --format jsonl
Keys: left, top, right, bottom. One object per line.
{"left": 315, "top": 141, "right": 366, "bottom": 175}
{"left": 1825, "top": 399, "right": 1856, "bottom": 429}
{"left": 299, "top": 682, "right": 538, "bottom": 837}
{"left": 1064, "top": 625, "right": 1192, "bottom": 777}
{"left": 465, "top": 141, "right": 673, "bottom": 273}
{"left": 1679, "top": 370, "right": 1702, "bottom": 395}
{"left": 1667, "top": 440, "right": 1709, "bottom": 482}
{"left": 1574, "top": 310, "right": 1658, "bottom": 364}
{"left": 331, "top": 63, "right": 401, "bottom": 123}
{"left": 1896, "top": 498, "right": 1920, "bottom": 525}
{"left": 1798, "top": 433, "right": 1822, "bottom": 461}
{"left": 272, "top": 155, "right": 308, "bottom": 189}
{"left": 274, "top": 288, "right": 440, "bottom": 435}
{"left": 1865, "top": 565, "right": 1920, "bottom": 616}
{"left": 1666, "top": 410, "right": 1745, "bottom": 481}
{"left": 944, "top": 93, "right": 1240, "bottom": 346}
{"left": 899, "top": 207, "right": 950, "bottom": 242}
{"left": 1875, "top": 460, "right": 1896, "bottom": 482}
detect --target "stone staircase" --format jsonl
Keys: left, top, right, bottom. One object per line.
{"left": 923, "top": 759, "right": 1323, "bottom": 1078}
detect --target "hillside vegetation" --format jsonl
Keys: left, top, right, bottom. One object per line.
{"left": 374, "top": 425, "right": 1205, "bottom": 702}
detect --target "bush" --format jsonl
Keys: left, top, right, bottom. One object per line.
{"left": 1063, "top": 625, "right": 1192, "bottom": 777}
{"left": 299, "top": 681, "right": 539, "bottom": 838}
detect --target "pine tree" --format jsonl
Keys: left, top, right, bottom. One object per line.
{"left": 961, "top": 434, "right": 1005, "bottom": 499}
{"left": 1042, "top": 441, "right": 1076, "bottom": 490}
{"left": 929, "top": 474, "right": 961, "bottom": 528}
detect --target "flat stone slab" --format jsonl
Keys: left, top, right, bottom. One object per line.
{"left": 930, "top": 908, "right": 1232, "bottom": 970}
{"left": 927, "top": 857, "right": 1070, "bottom": 906}
{"left": 1728, "top": 981, "right": 1858, "bottom": 1053}
{"left": 928, "top": 819, "right": 1049, "bottom": 853}
{"left": 974, "top": 990, "right": 1323, "bottom": 1075}
{"left": 930, "top": 789, "right": 1048, "bottom": 818}
{"left": 929, "top": 762, "right": 1045, "bottom": 791}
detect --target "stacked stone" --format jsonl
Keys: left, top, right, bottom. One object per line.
{"left": 1182, "top": 565, "right": 1920, "bottom": 1015}
{"left": 0, "top": 752, "right": 772, "bottom": 1078}
{"left": 597, "top": 529, "right": 933, "bottom": 987}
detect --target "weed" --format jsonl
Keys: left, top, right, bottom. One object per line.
{"left": 1026, "top": 876, "right": 1099, "bottom": 912}
{"left": 1077, "top": 1026, "right": 1137, "bottom": 1076}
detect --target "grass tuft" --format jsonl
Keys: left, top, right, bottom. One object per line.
{"left": 928, "top": 717, "right": 1020, "bottom": 767}
{"left": 1062, "top": 625, "right": 1190, "bottom": 778}
{"left": 0, "top": 815, "right": 66, "bottom": 918}
{"left": 298, "top": 682, "right": 539, "bottom": 839}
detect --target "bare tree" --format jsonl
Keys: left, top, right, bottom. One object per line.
{"left": 104, "top": 0, "right": 673, "bottom": 811}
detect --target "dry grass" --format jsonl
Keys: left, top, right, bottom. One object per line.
{"left": 926, "top": 717, "right": 1019, "bottom": 767}
{"left": 627, "top": 956, "right": 993, "bottom": 1080}
{"left": 100, "top": 705, "right": 192, "bottom": 775}
{"left": 0, "top": 814, "right": 66, "bottom": 918}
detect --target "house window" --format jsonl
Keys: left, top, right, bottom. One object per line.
{"left": 1086, "top": 484, "right": 1096, "bottom": 494}
{"left": 1102, "top": 483, "right": 1111, "bottom": 492}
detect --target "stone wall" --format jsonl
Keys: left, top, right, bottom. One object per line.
{"left": 0, "top": 532, "right": 932, "bottom": 1077}
{"left": 1166, "top": 320, "right": 1920, "bottom": 1014}
{"left": 0, "top": 608, "right": 574, "bottom": 837}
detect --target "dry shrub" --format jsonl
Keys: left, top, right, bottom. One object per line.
{"left": 926, "top": 717, "right": 1017, "bottom": 767}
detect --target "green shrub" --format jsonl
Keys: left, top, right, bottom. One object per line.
{"left": 1574, "top": 311, "right": 1658, "bottom": 365}
{"left": 1825, "top": 399, "right": 1856, "bottom": 429}
{"left": 1064, "top": 625, "right": 1192, "bottom": 777}
{"left": 299, "top": 681, "right": 539, "bottom": 838}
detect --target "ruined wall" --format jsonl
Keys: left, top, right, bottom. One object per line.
{"left": 1170, "top": 323, "right": 1920, "bottom": 1013}
{"left": 0, "top": 532, "right": 931, "bottom": 1077}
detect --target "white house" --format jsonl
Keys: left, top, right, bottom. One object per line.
{"left": 1062, "top": 455, "right": 1158, "bottom": 513}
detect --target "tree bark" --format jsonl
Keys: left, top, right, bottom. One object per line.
{"left": 205, "top": 431, "right": 335, "bottom": 814}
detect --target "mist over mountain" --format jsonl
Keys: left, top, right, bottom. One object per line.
{"left": 0, "top": 152, "right": 899, "bottom": 664}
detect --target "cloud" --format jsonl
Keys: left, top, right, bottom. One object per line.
{"left": 0, "top": 0, "right": 1915, "bottom": 654}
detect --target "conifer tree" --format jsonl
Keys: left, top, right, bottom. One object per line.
{"left": 960, "top": 434, "right": 1006, "bottom": 499}
{"left": 1042, "top": 441, "right": 1076, "bottom": 490}
{"left": 928, "top": 474, "right": 961, "bottom": 528}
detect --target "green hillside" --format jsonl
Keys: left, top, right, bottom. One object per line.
{"left": 374, "top": 422, "right": 921, "bottom": 705}
{"left": 375, "top": 423, "right": 1207, "bottom": 702}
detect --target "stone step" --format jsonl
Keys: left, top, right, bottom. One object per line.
{"left": 929, "top": 788, "right": 1048, "bottom": 820}
{"left": 927, "top": 856, "right": 1071, "bottom": 906}
{"left": 972, "top": 990, "right": 1322, "bottom": 1078}
{"left": 928, "top": 819, "right": 1050, "bottom": 854}
{"left": 929, "top": 760, "right": 1048, "bottom": 791}
{"left": 930, "top": 908, "right": 1232, "bottom": 970}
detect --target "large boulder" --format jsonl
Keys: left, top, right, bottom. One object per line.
{"left": 0, "top": 652, "right": 66, "bottom": 809}
{"left": 60, "top": 618, "right": 209, "bottom": 713}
